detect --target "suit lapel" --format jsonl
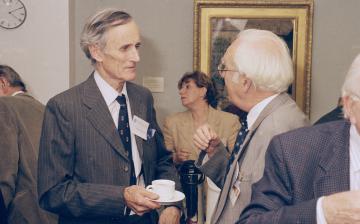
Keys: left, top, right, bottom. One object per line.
{"left": 82, "top": 74, "right": 128, "bottom": 161}
{"left": 213, "top": 93, "right": 291, "bottom": 223}
{"left": 314, "top": 121, "right": 350, "bottom": 196}
{"left": 212, "top": 128, "right": 255, "bottom": 223}
{"left": 127, "top": 83, "right": 146, "bottom": 159}
{"left": 247, "top": 93, "right": 291, "bottom": 134}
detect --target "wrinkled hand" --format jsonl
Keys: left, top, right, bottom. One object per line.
{"left": 323, "top": 190, "right": 360, "bottom": 224}
{"left": 124, "top": 185, "right": 161, "bottom": 216}
{"left": 193, "top": 124, "right": 220, "bottom": 158}
{"left": 174, "top": 148, "right": 191, "bottom": 163}
{"left": 159, "top": 206, "right": 181, "bottom": 224}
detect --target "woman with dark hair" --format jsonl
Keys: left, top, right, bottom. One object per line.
{"left": 163, "top": 71, "right": 240, "bottom": 223}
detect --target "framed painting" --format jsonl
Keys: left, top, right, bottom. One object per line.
{"left": 193, "top": 0, "right": 314, "bottom": 117}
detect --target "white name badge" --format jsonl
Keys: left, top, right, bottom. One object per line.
{"left": 132, "top": 115, "right": 150, "bottom": 140}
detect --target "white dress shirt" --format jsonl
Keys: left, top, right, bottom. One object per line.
{"left": 94, "top": 71, "right": 144, "bottom": 187}
{"left": 247, "top": 94, "right": 278, "bottom": 129}
{"left": 11, "top": 90, "right": 24, "bottom": 96}
{"left": 317, "top": 124, "right": 360, "bottom": 223}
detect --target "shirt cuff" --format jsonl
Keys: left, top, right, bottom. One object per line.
{"left": 316, "top": 196, "right": 328, "bottom": 224}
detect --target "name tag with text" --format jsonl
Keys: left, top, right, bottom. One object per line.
{"left": 132, "top": 115, "right": 149, "bottom": 140}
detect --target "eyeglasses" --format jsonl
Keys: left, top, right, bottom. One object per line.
{"left": 217, "top": 63, "right": 239, "bottom": 73}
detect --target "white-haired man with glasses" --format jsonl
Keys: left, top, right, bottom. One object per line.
{"left": 193, "top": 29, "right": 309, "bottom": 224}
{"left": 239, "top": 53, "right": 360, "bottom": 224}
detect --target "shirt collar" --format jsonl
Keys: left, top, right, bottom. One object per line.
{"left": 94, "top": 70, "right": 128, "bottom": 106}
{"left": 247, "top": 94, "right": 279, "bottom": 129}
{"left": 350, "top": 124, "right": 360, "bottom": 172}
{"left": 11, "top": 91, "right": 25, "bottom": 96}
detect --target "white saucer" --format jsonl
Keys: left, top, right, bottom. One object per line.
{"left": 153, "top": 190, "right": 185, "bottom": 205}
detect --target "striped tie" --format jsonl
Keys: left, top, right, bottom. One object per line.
{"left": 225, "top": 119, "right": 249, "bottom": 175}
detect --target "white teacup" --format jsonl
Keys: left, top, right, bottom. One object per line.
{"left": 146, "top": 179, "right": 175, "bottom": 201}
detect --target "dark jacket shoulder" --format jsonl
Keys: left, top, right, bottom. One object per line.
{"left": 271, "top": 120, "right": 350, "bottom": 161}
{"left": 276, "top": 119, "right": 349, "bottom": 141}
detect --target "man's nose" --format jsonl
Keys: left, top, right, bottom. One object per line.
{"left": 130, "top": 47, "right": 140, "bottom": 62}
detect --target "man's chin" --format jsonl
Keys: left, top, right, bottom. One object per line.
{"left": 123, "top": 72, "right": 136, "bottom": 81}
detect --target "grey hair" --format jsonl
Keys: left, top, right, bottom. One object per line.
{"left": 233, "top": 29, "right": 294, "bottom": 93}
{"left": 342, "top": 53, "right": 360, "bottom": 100}
{"left": 0, "top": 64, "right": 26, "bottom": 91}
{"left": 80, "top": 8, "right": 132, "bottom": 64}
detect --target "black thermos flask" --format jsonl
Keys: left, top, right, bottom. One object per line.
{"left": 179, "top": 160, "right": 205, "bottom": 224}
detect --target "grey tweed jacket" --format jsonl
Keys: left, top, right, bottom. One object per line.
{"left": 38, "top": 74, "right": 180, "bottom": 224}
{"left": 198, "top": 93, "right": 309, "bottom": 224}
{"left": 238, "top": 120, "right": 351, "bottom": 224}
{"left": 0, "top": 94, "right": 57, "bottom": 224}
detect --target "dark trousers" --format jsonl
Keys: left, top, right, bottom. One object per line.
{"left": 125, "top": 213, "right": 152, "bottom": 224}
{"left": 59, "top": 212, "right": 154, "bottom": 224}
{"left": 0, "top": 190, "right": 7, "bottom": 224}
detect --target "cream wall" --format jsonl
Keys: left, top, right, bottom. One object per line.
{"left": 0, "top": 0, "right": 70, "bottom": 104}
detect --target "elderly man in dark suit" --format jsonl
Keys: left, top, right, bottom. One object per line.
{"left": 239, "top": 53, "right": 360, "bottom": 224}
{"left": 193, "top": 29, "right": 309, "bottom": 224}
{"left": 38, "top": 8, "right": 181, "bottom": 224}
{"left": 0, "top": 65, "right": 57, "bottom": 224}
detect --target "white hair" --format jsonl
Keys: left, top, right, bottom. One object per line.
{"left": 233, "top": 29, "right": 294, "bottom": 93}
{"left": 342, "top": 53, "right": 360, "bottom": 100}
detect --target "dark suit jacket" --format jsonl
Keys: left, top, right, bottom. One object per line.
{"left": 38, "top": 75, "right": 180, "bottom": 224}
{"left": 0, "top": 94, "right": 57, "bottom": 224}
{"left": 238, "top": 120, "right": 351, "bottom": 224}
{"left": 314, "top": 105, "right": 344, "bottom": 125}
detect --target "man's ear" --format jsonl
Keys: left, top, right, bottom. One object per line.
{"left": 0, "top": 77, "right": 11, "bottom": 95}
{"left": 342, "top": 95, "right": 359, "bottom": 125}
{"left": 242, "top": 76, "right": 252, "bottom": 93}
{"left": 342, "top": 96, "right": 353, "bottom": 120}
{"left": 89, "top": 45, "right": 104, "bottom": 63}
{"left": 0, "top": 77, "right": 8, "bottom": 88}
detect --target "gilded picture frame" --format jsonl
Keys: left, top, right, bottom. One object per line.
{"left": 193, "top": 0, "right": 314, "bottom": 117}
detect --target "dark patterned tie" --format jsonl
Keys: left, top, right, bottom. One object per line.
{"left": 225, "top": 118, "right": 249, "bottom": 175}
{"left": 116, "top": 95, "right": 137, "bottom": 186}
